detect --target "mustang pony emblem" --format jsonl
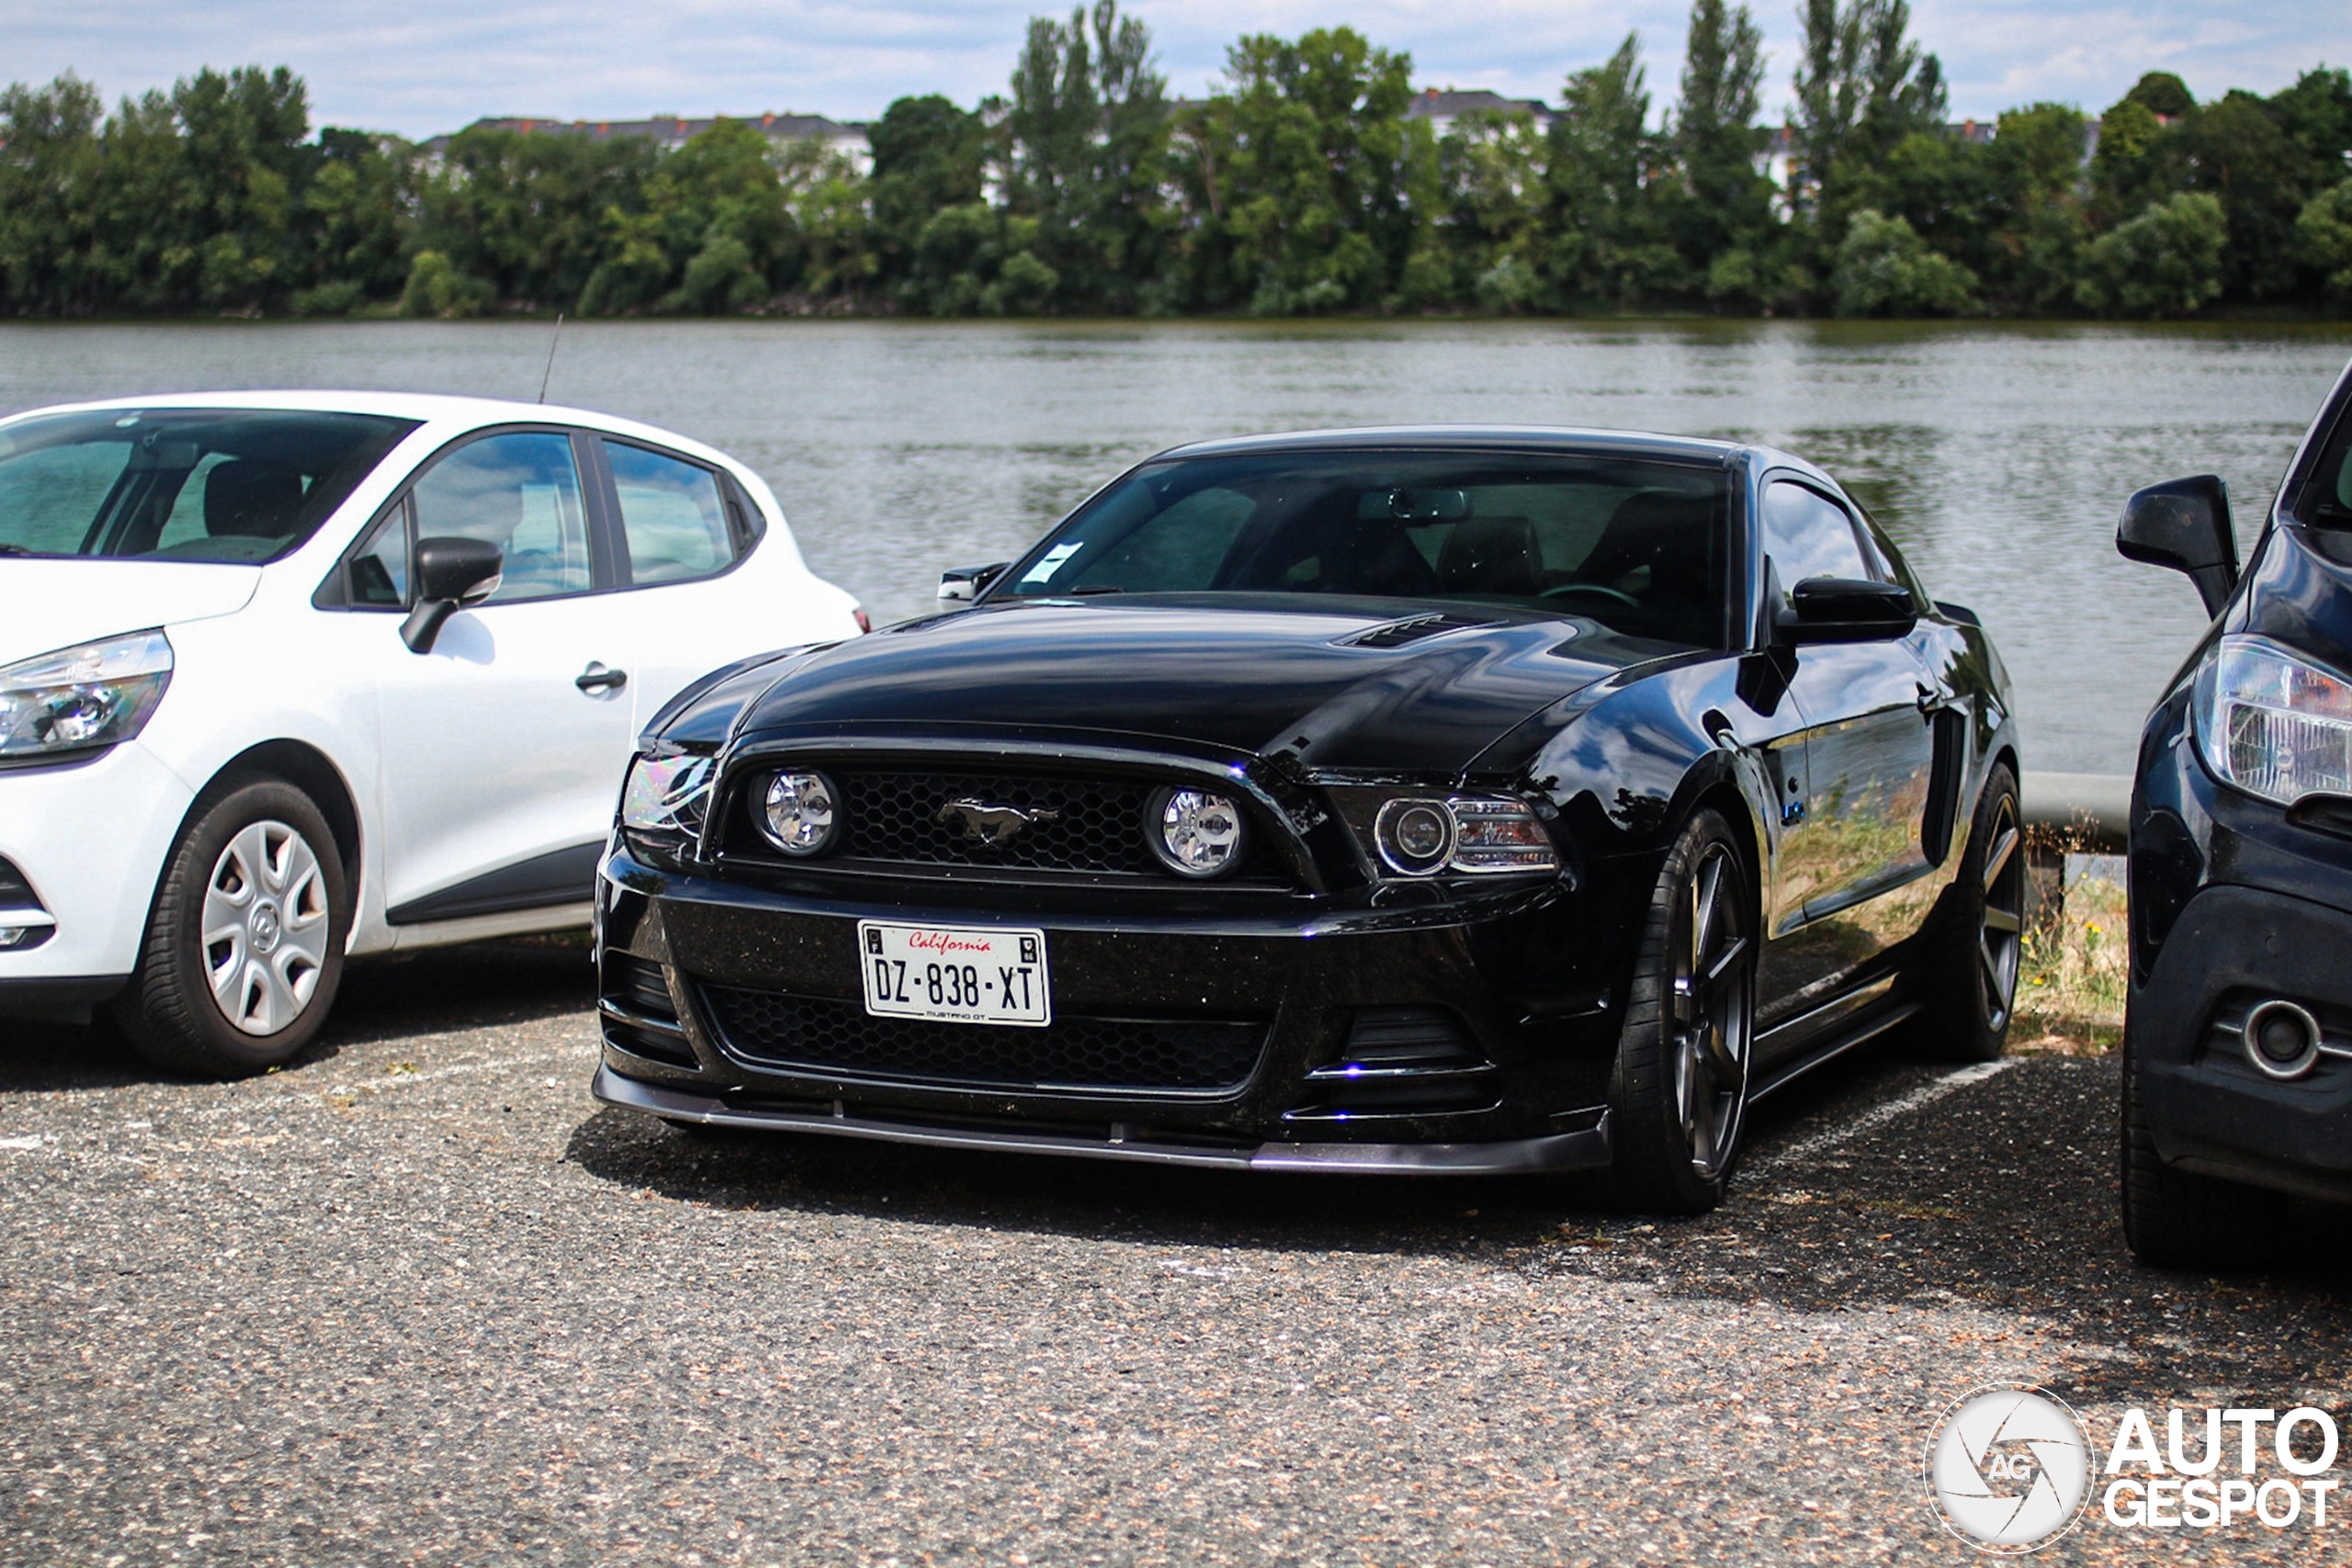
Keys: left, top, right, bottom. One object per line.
{"left": 937, "top": 798, "right": 1060, "bottom": 846}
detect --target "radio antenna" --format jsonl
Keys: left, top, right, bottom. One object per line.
{"left": 537, "top": 312, "right": 566, "bottom": 403}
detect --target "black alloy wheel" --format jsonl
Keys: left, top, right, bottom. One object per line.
{"left": 1607, "top": 808, "right": 1756, "bottom": 1214}
{"left": 1924, "top": 763, "right": 2023, "bottom": 1061}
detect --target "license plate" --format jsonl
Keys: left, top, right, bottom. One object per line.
{"left": 857, "top": 920, "right": 1051, "bottom": 1027}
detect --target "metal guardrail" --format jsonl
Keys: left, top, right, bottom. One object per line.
{"left": 2019, "top": 771, "right": 2130, "bottom": 854}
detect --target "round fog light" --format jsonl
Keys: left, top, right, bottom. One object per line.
{"left": 2243, "top": 998, "right": 2323, "bottom": 1080}
{"left": 760, "top": 771, "right": 837, "bottom": 856}
{"left": 1375, "top": 798, "right": 1455, "bottom": 875}
{"left": 1148, "top": 787, "right": 1244, "bottom": 877}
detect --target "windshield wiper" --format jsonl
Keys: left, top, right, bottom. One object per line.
{"left": 0, "top": 544, "right": 32, "bottom": 557}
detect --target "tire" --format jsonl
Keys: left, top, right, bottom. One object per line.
{"left": 2120, "top": 1018, "right": 2284, "bottom": 1269}
{"left": 1605, "top": 808, "right": 1757, "bottom": 1215}
{"left": 1919, "top": 762, "right": 2023, "bottom": 1062}
{"left": 115, "top": 780, "right": 350, "bottom": 1078}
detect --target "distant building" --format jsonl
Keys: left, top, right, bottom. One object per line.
{"left": 1406, "top": 88, "right": 1558, "bottom": 138}
{"left": 425, "top": 112, "right": 870, "bottom": 174}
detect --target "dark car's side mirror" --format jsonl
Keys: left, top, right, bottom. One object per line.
{"left": 938, "top": 561, "right": 1012, "bottom": 604}
{"left": 1777, "top": 576, "right": 1918, "bottom": 644}
{"left": 2117, "top": 474, "right": 2237, "bottom": 619}
{"left": 401, "top": 536, "right": 504, "bottom": 653}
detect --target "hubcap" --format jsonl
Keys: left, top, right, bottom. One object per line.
{"left": 1670, "top": 843, "right": 1752, "bottom": 1179}
{"left": 1978, "top": 797, "right": 2024, "bottom": 1032}
{"left": 200, "top": 820, "right": 331, "bottom": 1037}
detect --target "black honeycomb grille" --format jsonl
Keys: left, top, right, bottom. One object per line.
{"left": 699, "top": 985, "right": 1266, "bottom": 1093}
{"left": 832, "top": 768, "right": 1162, "bottom": 874}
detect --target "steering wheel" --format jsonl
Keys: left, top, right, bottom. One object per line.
{"left": 1541, "top": 582, "right": 1643, "bottom": 610}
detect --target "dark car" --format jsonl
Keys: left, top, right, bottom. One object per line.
{"left": 592, "top": 428, "right": 2021, "bottom": 1213}
{"left": 2115, "top": 357, "right": 2352, "bottom": 1265}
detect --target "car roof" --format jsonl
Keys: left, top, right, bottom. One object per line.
{"left": 0, "top": 389, "right": 746, "bottom": 475}
{"left": 1147, "top": 424, "right": 1838, "bottom": 491}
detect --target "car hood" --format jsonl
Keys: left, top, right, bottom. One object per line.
{"left": 728, "top": 596, "right": 1660, "bottom": 776}
{"left": 0, "top": 559, "right": 262, "bottom": 666}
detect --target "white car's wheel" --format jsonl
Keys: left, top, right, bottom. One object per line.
{"left": 117, "top": 780, "right": 349, "bottom": 1078}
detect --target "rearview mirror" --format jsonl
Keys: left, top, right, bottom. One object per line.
{"left": 2116, "top": 474, "right": 2237, "bottom": 619}
{"left": 1778, "top": 576, "right": 1918, "bottom": 644}
{"left": 401, "top": 536, "right": 504, "bottom": 653}
{"left": 938, "top": 561, "right": 1011, "bottom": 604}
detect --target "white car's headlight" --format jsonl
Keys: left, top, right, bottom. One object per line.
{"left": 1373, "top": 795, "right": 1559, "bottom": 875}
{"left": 2194, "top": 636, "right": 2352, "bottom": 806}
{"left": 619, "top": 751, "right": 717, "bottom": 839}
{"left": 0, "top": 630, "right": 173, "bottom": 761}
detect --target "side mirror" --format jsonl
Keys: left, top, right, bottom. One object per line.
{"left": 401, "top": 536, "right": 504, "bottom": 653}
{"left": 1778, "top": 576, "right": 1919, "bottom": 644}
{"left": 938, "top": 561, "right": 1011, "bottom": 604}
{"left": 2117, "top": 474, "right": 2237, "bottom": 619}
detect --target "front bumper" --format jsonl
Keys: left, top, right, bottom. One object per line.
{"left": 593, "top": 1066, "right": 1611, "bottom": 1175}
{"left": 594, "top": 844, "right": 1636, "bottom": 1170}
{"left": 2130, "top": 716, "right": 2352, "bottom": 1201}
{"left": 0, "top": 741, "right": 195, "bottom": 1017}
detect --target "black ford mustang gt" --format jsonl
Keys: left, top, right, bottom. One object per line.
{"left": 593, "top": 428, "right": 2021, "bottom": 1212}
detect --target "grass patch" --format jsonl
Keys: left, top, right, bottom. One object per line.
{"left": 2012, "top": 871, "right": 2128, "bottom": 1056}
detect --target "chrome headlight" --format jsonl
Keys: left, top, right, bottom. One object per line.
{"left": 619, "top": 751, "right": 716, "bottom": 838}
{"left": 0, "top": 629, "right": 173, "bottom": 760}
{"left": 1374, "top": 795, "right": 1557, "bottom": 876}
{"left": 1148, "top": 786, "right": 1245, "bottom": 877}
{"left": 758, "top": 770, "right": 838, "bottom": 856}
{"left": 2194, "top": 636, "right": 2352, "bottom": 806}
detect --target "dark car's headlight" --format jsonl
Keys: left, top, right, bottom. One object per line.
{"left": 619, "top": 750, "right": 716, "bottom": 844}
{"left": 758, "top": 770, "right": 838, "bottom": 856}
{"left": 0, "top": 629, "right": 173, "bottom": 761}
{"left": 2193, "top": 636, "right": 2352, "bottom": 806}
{"left": 1374, "top": 795, "right": 1558, "bottom": 876}
{"left": 1148, "top": 786, "right": 1245, "bottom": 877}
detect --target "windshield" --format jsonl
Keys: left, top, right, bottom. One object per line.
{"left": 0, "top": 408, "right": 418, "bottom": 564}
{"left": 998, "top": 449, "right": 1731, "bottom": 649}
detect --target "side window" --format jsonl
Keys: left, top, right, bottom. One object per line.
{"left": 408, "top": 432, "right": 591, "bottom": 602}
{"left": 605, "top": 440, "right": 735, "bottom": 585}
{"left": 1760, "top": 479, "right": 1873, "bottom": 601}
{"left": 347, "top": 498, "right": 411, "bottom": 607}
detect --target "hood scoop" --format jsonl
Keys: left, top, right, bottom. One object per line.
{"left": 1336, "top": 612, "right": 1501, "bottom": 649}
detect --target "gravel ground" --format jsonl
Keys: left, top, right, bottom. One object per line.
{"left": 5, "top": 942, "right": 2349, "bottom": 1566}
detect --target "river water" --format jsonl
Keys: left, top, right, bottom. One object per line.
{"left": 4, "top": 317, "right": 2346, "bottom": 773}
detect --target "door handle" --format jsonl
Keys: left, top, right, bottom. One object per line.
{"left": 576, "top": 662, "right": 628, "bottom": 694}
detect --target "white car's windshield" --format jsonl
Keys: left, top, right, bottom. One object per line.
{"left": 0, "top": 408, "right": 416, "bottom": 564}
{"left": 998, "top": 449, "right": 1733, "bottom": 649}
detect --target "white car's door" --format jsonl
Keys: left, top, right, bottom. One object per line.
{"left": 588, "top": 434, "right": 854, "bottom": 731}
{"left": 365, "top": 428, "right": 637, "bottom": 922}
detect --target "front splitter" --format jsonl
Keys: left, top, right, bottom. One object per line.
{"left": 592, "top": 1065, "right": 1611, "bottom": 1177}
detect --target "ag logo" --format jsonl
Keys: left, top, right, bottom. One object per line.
{"left": 1924, "top": 1384, "right": 2091, "bottom": 1553}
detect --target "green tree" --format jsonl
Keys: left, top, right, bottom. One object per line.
{"left": 1430, "top": 108, "right": 1550, "bottom": 310}
{"left": 2298, "top": 178, "right": 2352, "bottom": 304}
{"left": 865, "top": 95, "right": 992, "bottom": 298}
{"left": 416, "top": 125, "right": 656, "bottom": 310}
{"left": 0, "top": 74, "right": 107, "bottom": 313}
{"left": 1789, "top": 0, "right": 1946, "bottom": 243}
{"left": 1005, "top": 1, "right": 1169, "bottom": 310}
{"left": 1204, "top": 28, "right": 1431, "bottom": 315}
{"left": 295, "top": 128, "right": 413, "bottom": 314}
{"left": 1667, "top": 0, "right": 1782, "bottom": 302}
{"left": 2075, "top": 191, "right": 2227, "bottom": 318}
{"left": 1546, "top": 34, "right": 1679, "bottom": 307}
{"left": 1832, "top": 207, "right": 1976, "bottom": 313}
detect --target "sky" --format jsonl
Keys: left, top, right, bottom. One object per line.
{"left": 0, "top": 1, "right": 2335, "bottom": 140}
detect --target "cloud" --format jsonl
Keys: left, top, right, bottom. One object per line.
{"left": 0, "top": 0, "right": 2335, "bottom": 139}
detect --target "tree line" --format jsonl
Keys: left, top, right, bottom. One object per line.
{"left": 3, "top": 0, "right": 2349, "bottom": 321}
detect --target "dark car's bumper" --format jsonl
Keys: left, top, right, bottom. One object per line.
{"left": 592, "top": 846, "right": 1634, "bottom": 1173}
{"left": 2130, "top": 708, "right": 2352, "bottom": 1202}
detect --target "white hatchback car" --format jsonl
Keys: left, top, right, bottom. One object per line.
{"left": 0, "top": 391, "right": 863, "bottom": 1075}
